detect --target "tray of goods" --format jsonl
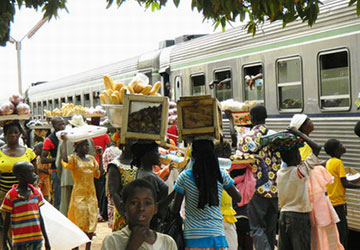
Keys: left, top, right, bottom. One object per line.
{"left": 177, "top": 95, "right": 223, "bottom": 142}
{"left": 230, "top": 153, "right": 255, "bottom": 164}
{"left": 345, "top": 167, "right": 360, "bottom": 183}
{"left": 102, "top": 104, "right": 123, "bottom": 128}
{"left": 120, "top": 94, "right": 169, "bottom": 145}
{"left": 56, "top": 125, "right": 108, "bottom": 143}
{"left": 158, "top": 147, "right": 189, "bottom": 169}
{"left": 83, "top": 106, "right": 106, "bottom": 118}
{"left": 0, "top": 94, "right": 31, "bottom": 121}
{"left": 44, "top": 103, "right": 87, "bottom": 118}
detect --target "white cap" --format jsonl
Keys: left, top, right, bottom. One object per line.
{"left": 289, "top": 114, "right": 308, "bottom": 129}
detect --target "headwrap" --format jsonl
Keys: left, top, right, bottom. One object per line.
{"left": 261, "top": 132, "right": 304, "bottom": 152}
{"left": 289, "top": 114, "right": 308, "bottom": 130}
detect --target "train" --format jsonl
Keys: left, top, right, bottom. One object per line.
{"left": 25, "top": 0, "right": 360, "bottom": 230}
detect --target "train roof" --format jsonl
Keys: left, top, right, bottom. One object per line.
{"left": 169, "top": 0, "right": 360, "bottom": 70}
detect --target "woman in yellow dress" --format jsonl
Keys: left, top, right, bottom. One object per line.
{"left": 61, "top": 136, "right": 104, "bottom": 250}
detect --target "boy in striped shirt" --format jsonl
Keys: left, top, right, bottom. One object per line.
{"left": 1, "top": 161, "right": 50, "bottom": 250}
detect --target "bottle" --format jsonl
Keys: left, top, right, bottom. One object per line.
{"left": 218, "top": 157, "right": 232, "bottom": 170}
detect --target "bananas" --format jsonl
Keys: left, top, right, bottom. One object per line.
{"left": 100, "top": 75, "right": 163, "bottom": 105}
{"left": 44, "top": 103, "right": 88, "bottom": 117}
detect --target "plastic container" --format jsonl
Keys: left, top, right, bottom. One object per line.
{"left": 56, "top": 125, "right": 107, "bottom": 142}
{"left": 218, "top": 157, "right": 232, "bottom": 170}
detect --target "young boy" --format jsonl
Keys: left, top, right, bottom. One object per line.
{"left": 1, "top": 161, "right": 50, "bottom": 250}
{"left": 101, "top": 179, "right": 177, "bottom": 250}
{"left": 34, "top": 142, "right": 51, "bottom": 201}
{"left": 324, "top": 138, "right": 360, "bottom": 249}
{"left": 275, "top": 127, "right": 321, "bottom": 250}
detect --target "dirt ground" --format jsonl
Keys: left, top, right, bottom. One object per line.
{"left": 78, "top": 222, "right": 112, "bottom": 250}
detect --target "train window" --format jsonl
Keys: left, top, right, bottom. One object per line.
{"left": 191, "top": 74, "right": 206, "bottom": 96}
{"left": 68, "top": 96, "right": 73, "bottom": 104}
{"left": 55, "top": 99, "right": 59, "bottom": 109}
{"left": 276, "top": 57, "right": 303, "bottom": 110}
{"left": 43, "top": 101, "right": 47, "bottom": 111}
{"left": 61, "top": 97, "right": 66, "bottom": 105}
{"left": 318, "top": 50, "right": 350, "bottom": 109}
{"left": 84, "top": 94, "right": 90, "bottom": 107}
{"left": 214, "top": 69, "right": 232, "bottom": 101}
{"left": 48, "top": 100, "right": 53, "bottom": 110}
{"left": 75, "top": 95, "right": 81, "bottom": 105}
{"left": 243, "top": 65, "right": 264, "bottom": 102}
{"left": 174, "top": 76, "right": 182, "bottom": 101}
{"left": 37, "top": 102, "right": 41, "bottom": 117}
{"left": 93, "top": 92, "right": 100, "bottom": 107}
{"left": 33, "top": 103, "right": 37, "bottom": 116}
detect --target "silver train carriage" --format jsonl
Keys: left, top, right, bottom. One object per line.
{"left": 26, "top": 0, "right": 360, "bottom": 231}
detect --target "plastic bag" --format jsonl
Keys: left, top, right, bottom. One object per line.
{"left": 41, "top": 200, "right": 90, "bottom": 249}
{"left": 131, "top": 73, "right": 149, "bottom": 86}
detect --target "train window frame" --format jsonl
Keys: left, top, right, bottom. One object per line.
{"left": 190, "top": 72, "right": 206, "bottom": 96}
{"left": 174, "top": 75, "right": 182, "bottom": 101}
{"left": 317, "top": 48, "right": 351, "bottom": 112}
{"left": 54, "top": 98, "right": 59, "bottom": 109}
{"left": 213, "top": 67, "right": 233, "bottom": 102}
{"left": 276, "top": 56, "right": 304, "bottom": 113}
{"left": 84, "top": 93, "right": 90, "bottom": 107}
{"left": 242, "top": 63, "right": 265, "bottom": 103}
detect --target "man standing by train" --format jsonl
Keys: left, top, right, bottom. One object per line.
{"left": 238, "top": 105, "right": 282, "bottom": 250}
{"left": 41, "top": 116, "right": 65, "bottom": 210}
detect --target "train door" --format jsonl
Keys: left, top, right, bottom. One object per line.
{"left": 174, "top": 76, "right": 182, "bottom": 101}
{"left": 161, "top": 72, "right": 170, "bottom": 97}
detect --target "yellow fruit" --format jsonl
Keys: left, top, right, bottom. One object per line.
{"left": 133, "top": 82, "right": 144, "bottom": 93}
{"left": 123, "top": 86, "right": 134, "bottom": 94}
{"left": 106, "top": 89, "right": 113, "bottom": 97}
{"left": 149, "top": 81, "right": 162, "bottom": 95}
{"left": 141, "top": 85, "right": 152, "bottom": 95}
{"left": 103, "top": 75, "right": 115, "bottom": 90}
{"left": 114, "top": 82, "right": 124, "bottom": 91}
{"left": 119, "top": 87, "right": 126, "bottom": 104}
{"left": 111, "top": 94, "right": 120, "bottom": 104}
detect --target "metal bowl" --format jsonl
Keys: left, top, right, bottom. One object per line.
{"left": 102, "top": 104, "right": 123, "bottom": 128}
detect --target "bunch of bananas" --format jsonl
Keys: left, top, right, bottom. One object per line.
{"left": 44, "top": 103, "right": 87, "bottom": 117}
{"left": 100, "top": 75, "right": 162, "bottom": 105}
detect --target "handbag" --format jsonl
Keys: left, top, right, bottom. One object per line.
{"left": 159, "top": 209, "right": 185, "bottom": 250}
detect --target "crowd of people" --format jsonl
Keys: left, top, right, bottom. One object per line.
{"left": 0, "top": 105, "right": 360, "bottom": 250}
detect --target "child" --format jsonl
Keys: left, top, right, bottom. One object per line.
{"left": 101, "top": 179, "right": 177, "bottom": 249}
{"left": 324, "top": 138, "right": 360, "bottom": 249}
{"left": 61, "top": 135, "right": 104, "bottom": 250}
{"left": 275, "top": 127, "right": 320, "bottom": 250}
{"left": 34, "top": 142, "right": 51, "bottom": 201}
{"left": 1, "top": 161, "right": 50, "bottom": 250}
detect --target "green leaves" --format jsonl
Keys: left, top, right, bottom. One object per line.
{"left": 1, "top": 0, "right": 360, "bottom": 46}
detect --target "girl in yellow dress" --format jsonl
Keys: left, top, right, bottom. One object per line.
{"left": 61, "top": 136, "right": 104, "bottom": 250}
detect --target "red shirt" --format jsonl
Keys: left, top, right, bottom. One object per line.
{"left": 0, "top": 184, "right": 44, "bottom": 246}
{"left": 167, "top": 125, "right": 178, "bottom": 145}
{"left": 92, "top": 134, "right": 111, "bottom": 163}
{"left": 43, "top": 137, "right": 55, "bottom": 151}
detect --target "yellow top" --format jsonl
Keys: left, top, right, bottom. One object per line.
{"left": 326, "top": 157, "right": 347, "bottom": 206}
{"left": 0, "top": 147, "right": 36, "bottom": 173}
{"left": 220, "top": 190, "right": 237, "bottom": 224}
{"left": 299, "top": 142, "right": 312, "bottom": 162}
{"left": 62, "top": 154, "right": 100, "bottom": 233}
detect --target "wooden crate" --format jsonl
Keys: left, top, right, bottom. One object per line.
{"left": 177, "top": 95, "right": 223, "bottom": 141}
{"left": 120, "top": 94, "right": 169, "bottom": 145}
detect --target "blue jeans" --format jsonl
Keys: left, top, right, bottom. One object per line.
{"left": 51, "top": 171, "right": 61, "bottom": 210}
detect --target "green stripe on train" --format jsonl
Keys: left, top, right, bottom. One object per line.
{"left": 172, "top": 23, "right": 360, "bottom": 70}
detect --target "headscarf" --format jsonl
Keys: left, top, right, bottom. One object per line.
{"left": 289, "top": 114, "right": 308, "bottom": 130}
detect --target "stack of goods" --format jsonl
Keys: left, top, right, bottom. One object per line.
{"left": 83, "top": 106, "right": 106, "bottom": 117}
{"left": 168, "top": 101, "right": 177, "bottom": 125}
{"left": 158, "top": 147, "right": 188, "bottom": 169}
{"left": 120, "top": 94, "right": 168, "bottom": 145}
{"left": 230, "top": 151, "right": 255, "bottom": 165}
{"left": 26, "top": 120, "right": 51, "bottom": 129}
{"left": 100, "top": 75, "right": 162, "bottom": 105}
{"left": 221, "top": 99, "right": 262, "bottom": 125}
{"left": 44, "top": 103, "right": 87, "bottom": 118}
{"left": 0, "top": 94, "right": 31, "bottom": 119}
{"left": 177, "top": 95, "right": 223, "bottom": 142}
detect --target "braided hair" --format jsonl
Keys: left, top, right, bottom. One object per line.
{"left": 192, "top": 139, "right": 223, "bottom": 209}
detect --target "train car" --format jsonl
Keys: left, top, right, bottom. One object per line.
{"left": 167, "top": 0, "right": 360, "bottom": 230}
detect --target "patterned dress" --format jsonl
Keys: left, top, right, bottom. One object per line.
{"left": 109, "top": 159, "right": 137, "bottom": 231}
{"left": 62, "top": 154, "right": 100, "bottom": 233}
{"left": 238, "top": 124, "right": 281, "bottom": 198}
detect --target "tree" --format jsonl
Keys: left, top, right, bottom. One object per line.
{"left": 1, "top": 0, "right": 359, "bottom": 46}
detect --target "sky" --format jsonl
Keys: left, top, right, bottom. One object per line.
{"left": 0, "top": 0, "right": 234, "bottom": 101}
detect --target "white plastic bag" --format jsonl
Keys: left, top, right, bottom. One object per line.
{"left": 41, "top": 200, "right": 90, "bottom": 250}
